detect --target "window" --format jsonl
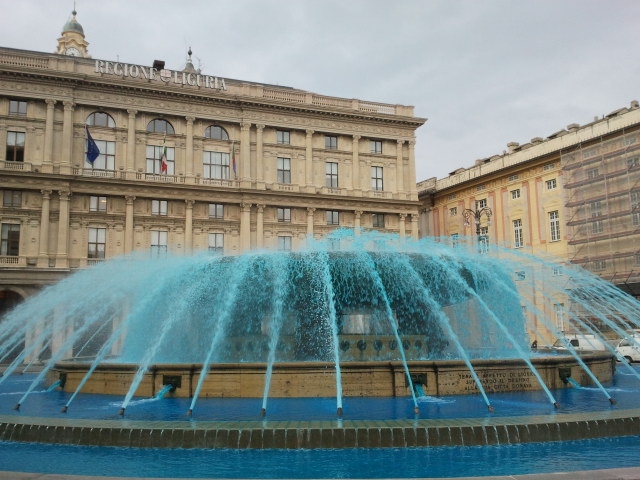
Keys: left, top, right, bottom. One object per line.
{"left": 511, "top": 189, "right": 521, "bottom": 200}
{"left": 591, "top": 220, "right": 604, "bottom": 234}
{"left": 277, "top": 157, "right": 291, "bottom": 184}
{"left": 277, "top": 208, "right": 291, "bottom": 222}
{"left": 633, "top": 211, "right": 640, "bottom": 226}
{"left": 515, "top": 271, "right": 526, "bottom": 281}
{"left": 552, "top": 266, "right": 563, "bottom": 276}
{"left": 3, "top": 190, "right": 21, "bottom": 208}
{"left": 6, "top": 131, "right": 25, "bottom": 162}
{"left": 203, "top": 151, "right": 230, "bottom": 179}
{"left": 372, "top": 213, "right": 385, "bottom": 228}
{"left": 543, "top": 163, "right": 556, "bottom": 171}
{"left": 0, "top": 224, "right": 19, "bottom": 256}
{"left": 549, "top": 210, "right": 561, "bottom": 242}
{"left": 476, "top": 184, "right": 486, "bottom": 191}
{"left": 152, "top": 200, "right": 168, "bottom": 216}
{"left": 476, "top": 199, "right": 487, "bottom": 209}
{"left": 326, "top": 210, "right": 339, "bottom": 225}
{"left": 371, "top": 166, "right": 383, "bottom": 191}
{"left": 370, "top": 140, "right": 382, "bottom": 154}
{"left": 204, "top": 125, "right": 229, "bottom": 140}
{"left": 86, "top": 140, "right": 115, "bottom": 170}
{"left": 146, "top": 119, "right": 174, "bottom": 134}
{"left": 326, "top": 162, "right": 338, "bottom": 188}
{"left": 150, "top": 230, "right": 168, "bottom": 257}
{"left": 554, "top": 303, "right": 565, "bottom": 331}
{"left": 9, "top": 100, "right": 27, "bottom": 116}
{"left": 628, "top": 156, "right": 640, "bottom": 169}
{"left": 449, "top": 207, "right": 457, "bottom": 216}
{"left": 635, "top": 253, "right": 640, "bottom": 266}
{"left": 508, "top": 174, "right": 519, "bottom": 181}
{"left": 325, "top": 135, "right": 337, "bottom": 150}
{"left": 209, "top": 203, "right": 224, "bottom": 219}
{"left": 87, "top": 227, "right": 106, "bottom": 259}
{"left": 513, "top": 219, "right": 523, "bottom": 248}
{"left": 276, "top": 130, "right": 290, "bottom": 145}
{"left": 278, "top": 236, "right": 292, "bottom": 251}
{"left": 146, "top": 145, "right": 174, "bottom": 174}
{"left": 587, "top": 168, "right": 599, "bottom": 179}
{"left": 593, "top": 260, "right": 607, "bottom": 271}
{"left": 208, "top": 233, "right": 224, "bottom": 255}
{"left": 589, "top": 201, "right": 602, "bottom": 218}
{"left": 478, "top": 226, "right": 489, "bottom": 254}
{"left": 86, "top": 112, "right": 115, "bottom": 128}
{"left": 546, "top": 179, "right": 557, "bottom": 190}
{"left": 451, "top": 233, "right": 459, "bottom": 248}
{"left": 90, "top": 196, "right": 107, "bottom": 212}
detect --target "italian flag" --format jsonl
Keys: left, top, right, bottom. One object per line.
{"left": 160, "top": 143, "right": 168, "bottom": 173}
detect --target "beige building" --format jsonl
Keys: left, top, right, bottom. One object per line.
{"left": 0, "top": 10, "right": 425, "bottom": 313}
{"left": 418, "top": 101, "right": 640, "bottom": 341}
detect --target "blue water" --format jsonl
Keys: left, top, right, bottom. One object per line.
{"left": 1, "top": 366, "right": 640, "bottom": 477}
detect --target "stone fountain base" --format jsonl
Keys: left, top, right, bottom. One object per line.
{"left": 48, "top": 353, "right": 615, "bottom": 398}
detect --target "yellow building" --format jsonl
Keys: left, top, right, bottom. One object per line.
{"left": 0, "top": 10, "right": 425, "bottom": 313}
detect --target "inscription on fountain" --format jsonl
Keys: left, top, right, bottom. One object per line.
{"left": 457, "top": 369, "right": 538, "bottom": 393}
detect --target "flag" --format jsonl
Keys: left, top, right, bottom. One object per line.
{"left": 231, "top": 141, "right": 237, "bottom": 179}
{"left": 85, "top": 125, "right": 100, "bottom": 165}
{"left": 160, "top": 135, "right": 168, "bottom": 173}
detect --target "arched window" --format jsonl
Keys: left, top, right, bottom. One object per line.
{"left": 86, "top": 112, "right": 115, "bottom": 128}
{"left": 204, "top": 125, "right": 229, "bottom": 140}
{"left": 147, "top": 119, "right": 175, "bottom": 135}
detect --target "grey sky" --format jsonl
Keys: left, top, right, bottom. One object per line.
{"left": 2, "top": 0, "right": 639, "bottom": 182}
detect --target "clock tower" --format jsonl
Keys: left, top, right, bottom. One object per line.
{"left": 55, "top": 9, "right": 90, "bottom": 58}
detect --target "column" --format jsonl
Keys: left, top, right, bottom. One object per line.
{"left": 185, "top": 116, "right": 194, "bottom": 177}
{"left": 42, "top": 99, "right": 56, "bottom": 172}
{"left": 240, "top": 202, "right": 252, "bottom": 251}
{"left": 126, "top": 110, "right": 137, "bottom": 173}
{"left": 408, "top": 140, "right": 417, "bottom": 197}
{"left": 354, "top": 210, "right": 363, "bottom": 235}
{"left": 411, "top": 213, "right": 419, "bottom": 240}
{"left": 398, "top": 213, "right": 406, "bottom": 238}
{"left": 352, "top": 135, "right": 361, "bottom": 191}
{"left": 0, "top": 126, "right": 6, "bottom": 161}
{"left": 306, "top": 207, "right": 316, "bottom": 240}
{"left": 305, "top": 130, "right": 314, "bottom": 187}
{"left": 124, "top": 196, "right": 135, "bottom": 254}
{"left": 256, "top": 204, "right": 265, "bottom": 249}
{"left": 396, "top": 140, "right": 405, "bottom": 194}
{"left": 256, "top": 124, "right": 265, "bottom": 185}
{"left": 37, "top": 190, "right": 52, "bottom": 267}
{"left": 185, "top": 199, "right": 194, "bottom": 254}
{"left": 60, "top": 101, "right": 74, "bottom": 173}
{"left": 240, "top": 122, "right": 251, "bottom": 184}
{"left": 55, "top": 190, "right": 71, "bottom": 268}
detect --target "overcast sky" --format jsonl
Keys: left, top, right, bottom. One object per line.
{"left": 2, "top": 0, "right": 639, "bottom": 182}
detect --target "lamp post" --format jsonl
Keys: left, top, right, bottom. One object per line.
{"left": 462, "top": 207, "right": 492, "bottom": 251}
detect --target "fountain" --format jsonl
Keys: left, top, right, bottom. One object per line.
{"left": 1, "top": 230, "right": 640, "bottom": 469}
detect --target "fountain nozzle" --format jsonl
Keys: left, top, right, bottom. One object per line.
{"left": 487, "top": 405, "right": 494, "bottom": 413}
{"left": 61, "top": 405, "right": 68, "bottom": 413}
{"left": 13, "top": 403, "right": 20, "bottom": 411}
{"left": 260, "top": 408, "right": 266, "bottom": 417}
{"left": 553, "top": 402, "right": 560, "bottom": 409}
{"left": 118, "top": 407, "right": 125, "bottom": 416}
{"left": 186, "top": 409, "right": 193, "bottom": 417}
{"left": 609, "top": 398, "right": 617, "bottom": 405}
{"left": 337, "top": 407, "right": 343, "bottom": 417}
{"left": 413, "top": 406, "right": 420, "bottom": 415}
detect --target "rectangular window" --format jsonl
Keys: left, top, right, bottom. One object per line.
{"left": 513, "top": 219, "right": 523, "bottom": 248}
{"left": 326, "top": 210, "right": 339, "bottom": 225}
{"left": 554, "top": 303, "right": 565, "bottom": 331}
{"left": 589, "top": 201, "right": 602, "bottom": 217}
{"left": 277, "top": 208, "right": 291, "bottom": 222}
{"left": 591, "top": 220, "right": 604, "bottom": 234}
{"left": 628, "top": 156, "right": 640, "bottom": 169}
{"left": 6, "top": 131, "right": 25, "bottom": 162}
{"left": 478, "top": 226, "right": 489, "bottom": 254}
{"left": 9, "top": 100, "right": 27, "bottom": 116}
{"left": 87, "top": 227, "right": 106, "bottom": 259}
{"left": 278, "top": 236, "right": 292, "bottom": 251}
{"left": 0, "top": 223, "right": 20, "bottom": 256}
{"left": 372, "top": 213, "right": 385, "bottom": 228}
{"left": 552, "top": 266, "right": 563, "bottom": 276}
{"left": 451, "top": 233, "right": 459, "bottom": 248}
{"left": 87, "top": 140, "right": 115, "bottom": 170}
{"left": 152, "top": 200, "right": 168, "bottom": 216}
{"left": 449, "top": 207, "right": 457, "bottom": 216}
{"left": 146, "top": 145, "right": 174, "bottom": 175}
{"left": 631, "top": 190, "right": 640, "bottom": 206}
{"left": 2, "top": 190, "right": 21, "bottom": 208}
{"left": 476, "top": 199, "right": 487, "bottom": 209}
{"left": 209, "top": 203, "right": 224, "bottom": 219}
{"left": 203, "top": 151, "right": 230, "bottom": 179}
{"left": 325, "top": 162, "right": 339, "bottom": 188}
{"left": 90, "top": 196, "right": 107, "bottom": 212}
{"left": 277, "top": 157, "right": 291, "bottom": 184}
{"left": 150, "top": 230, "right": 168, "bottom": 257}
{"left": 370, "top": 140, "right": 382, "bottom": 154}
{"left": 546, "top": 179, "right": 557, "bottom": 190}
{"left": 511, "top": 189, "right": 521, "bottom": 199}
{"left": 593, "top": 260, "right": 607, "bottom": 271}
{"left": 325, "top": 135, "right": 337, "bottom": 150}
{"left": 543, "top": 163, "right": 556, "bottom": 171}
{"left": 635, "top": 253, "right": 640, "bottom": 266}
{"left": 508, "top": 174, "right": 519, "bottom": 181}
{"left": 587, "top": 168, "right": 599, "bottom": 179}
{"left": 371, "top": 166, "right": 383, "bottom": 191}
{"left": 633, "top": 211, "right": 640, "bottom": 226}
{"left": 208, "top": 233, "right": 224, "bottom": 255}
{"left": 276, "top": 130, "right": 290, "bottom": 145}
{"left": 549, "top": 210, "right": 561, "bottom": 242}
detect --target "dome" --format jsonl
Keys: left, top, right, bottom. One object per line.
{"left": 62, "top": 10, "right": 84, "bottom": 35}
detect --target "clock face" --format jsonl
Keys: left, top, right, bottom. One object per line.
{"left": 65, "top": 47, "right": 80, "bottom": 57}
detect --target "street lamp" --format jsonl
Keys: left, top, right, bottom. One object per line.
{"left": 462, "top": 207, "right": 493, "bottom": 251}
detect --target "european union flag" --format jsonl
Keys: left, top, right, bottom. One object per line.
{"left": 85, "top": 125, "right": 100, "bottom": 165}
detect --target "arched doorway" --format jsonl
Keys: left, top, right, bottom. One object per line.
{"left": 0, "top": 289, "right": 26, "bottom": 364}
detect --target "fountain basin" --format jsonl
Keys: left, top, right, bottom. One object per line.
{"left": 47, "top": 353, "right": 615, "bottom": 398}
